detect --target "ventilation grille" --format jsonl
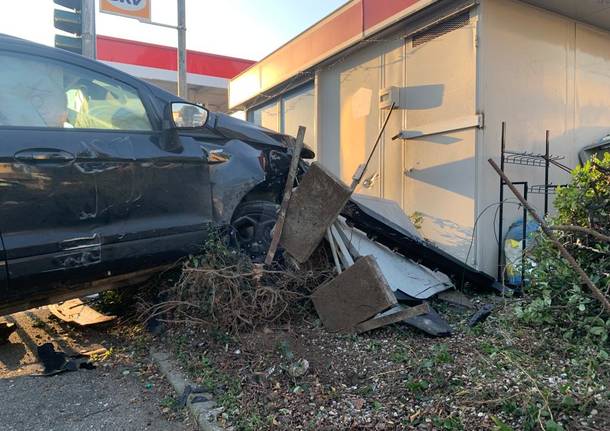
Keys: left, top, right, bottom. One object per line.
{"left": 412, "top": 12, "right": 470, "bottom": 47}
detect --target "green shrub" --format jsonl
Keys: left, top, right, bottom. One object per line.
{"left": 520, "top": 154, "right": 610, "bottom": 345}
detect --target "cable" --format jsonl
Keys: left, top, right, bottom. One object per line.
{"left": 464, "top": 199, "right": 523, "bottom": 267}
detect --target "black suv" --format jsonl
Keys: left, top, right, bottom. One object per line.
{"left": 0, "top": 34, "right": 312, "bottom": 315}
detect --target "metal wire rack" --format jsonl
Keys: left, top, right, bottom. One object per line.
{"left": 528, "top": 184, "right": 562, "bottom": 195}
{"left": 503, "top": 151, "right": 565, "bottom": 168}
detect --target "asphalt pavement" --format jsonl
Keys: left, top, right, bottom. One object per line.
{"left": 0, "top": 308, "right": 193, "bottom": 431}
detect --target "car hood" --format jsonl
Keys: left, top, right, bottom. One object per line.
{"left": 210, "top": 112, "right": 315, "bottom": 159}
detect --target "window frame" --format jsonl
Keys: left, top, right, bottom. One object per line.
{"left": 0, "top": 49, "right": 158, "bottom": 134}
{"left": 247, "top": 81, "right": 314, "bottom": 135}
{"left": 280, "top": 84, "right": 315, "bottom": 136}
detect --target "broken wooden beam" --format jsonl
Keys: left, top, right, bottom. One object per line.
{"left": 264, "top": 126, "right": 305, "bottom": 266}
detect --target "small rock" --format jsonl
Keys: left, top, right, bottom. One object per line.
{"left": 352, "top": 398, "right": 365, "bottom": 410}
{"left": 288, "top": 359, "right": 309, "bottom": 378}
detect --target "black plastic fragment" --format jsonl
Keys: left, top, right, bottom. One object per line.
{"left": 0, "top": 322, "right": 16, "bottom": 344}
{"left": 35, "top": 342, "right": 95, "bottom": 376}
{"left": 404, "top": 305, "right": 453, "bottom": 337}
{"left": 468, "top": 304, "right": 494, "bottom": 327}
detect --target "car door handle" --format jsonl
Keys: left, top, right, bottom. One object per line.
{"left": 14, "top": 149, "right": 76, "bottom": 164}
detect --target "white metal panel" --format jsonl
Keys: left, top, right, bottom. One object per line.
{"left": 403, "top": 18, "right": 477, "bottom": 262}
{"left": 521, "top": 0, "right": 610, "bottom": 33}
{"left": 337, "top": 222, "right": 453, "bottom": 299}
{"left": 382, "top": 40, "right": 406, "bottom": 206}
{"left": 338, "top": 48, "right": 382, "bottom": 196}
{"left": 574, "top": 24, "right": 610, "bottom": 151}
{"left": 477, "top": 0, "right": 578, "bottom": 276}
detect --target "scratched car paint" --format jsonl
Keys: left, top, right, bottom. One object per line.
{"left": 0, "top": 33, "right": 313, "bottom": 315}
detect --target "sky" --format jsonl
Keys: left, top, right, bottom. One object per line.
{"left": 0, "top": 0, "right": 348, "bottom": 60}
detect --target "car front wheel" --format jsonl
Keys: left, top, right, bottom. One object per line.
{"left": 231, "top": 200, "right": 279, "bottom": 261}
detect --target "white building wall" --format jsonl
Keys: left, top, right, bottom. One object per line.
{"left": 476, "top": 0, "right": 610, "bottom": 276}
{"left": 314, "top": 11, "right": 479, "bottom": 263}
{"left": 402, "top": 14, "right": 478, "bottom": 263}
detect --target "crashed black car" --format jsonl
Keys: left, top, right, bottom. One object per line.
{"left": 0, "top": 34, "right": 313, "bottom": 315}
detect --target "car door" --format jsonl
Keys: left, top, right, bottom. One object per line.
{"left": 0, "top": 47, "right": 211, "bottom": 302}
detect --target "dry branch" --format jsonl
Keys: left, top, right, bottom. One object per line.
{"left": 550, "top": 225, "right": 610, "bottom": 244}
{"left": 488, "top": 158, "right": 610, "bottom": 314}
{"left": 142, "top": 244, "right": 334, "bottom": 333}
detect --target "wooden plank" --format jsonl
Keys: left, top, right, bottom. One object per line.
{"left": 264, "top": 126, "right": 305, "bottom": 266}
{"left": 354, "top": 303, "right": 430, "bottom": 333}
{"left": 311, "top": 255, "right": 396, "bottom": 332}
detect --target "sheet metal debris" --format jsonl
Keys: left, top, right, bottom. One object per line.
{"left": 405, "top": 306, "right": 453, "bottom": 337}
{"left": 341, "top": 198, "right": 503, "bottom": 292}
{"left": 468, "top": 304, "right": 494, "bottom": 327}
{"left": 337, "top": 219, "right": 453, "bottom": 300}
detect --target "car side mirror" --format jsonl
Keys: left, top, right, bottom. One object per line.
{"left": 167, "top": 102, "right": 209, "bottom": 129}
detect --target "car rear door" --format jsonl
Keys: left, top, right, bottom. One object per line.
{"left": 0, "top": 47, "right": 211, "bottom": 302}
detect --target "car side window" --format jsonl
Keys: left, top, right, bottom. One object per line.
{"left": 0, "top": 51, "right": 152, "bottom": 131}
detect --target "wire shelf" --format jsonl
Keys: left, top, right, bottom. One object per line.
{"left": 503, "top": 151, "right": 565, "bottom": 168}
{"left": 528, "top": 184, "right": 562, "bottom": 195}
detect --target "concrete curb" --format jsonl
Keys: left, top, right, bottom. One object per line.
{"left": 151, "top": 350, "right": 224, "bottom": 431}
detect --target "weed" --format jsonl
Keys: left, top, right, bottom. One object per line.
{"left": 390, "top": 347, "right": 409, "bottom": 364}
{"left": 366, "top": 340, "right": 382, "bottom": 353}
{"left": 160, "top": 396, "right": 178, "bottom": 410}
{"left": 405, "top": 378, "right": 429, "bottom": 394}
{"left": 433, "top": 343, "right": 452, "bottom": 365}
{"left": 432, "top": 415, "right": 464, "bottom": 430}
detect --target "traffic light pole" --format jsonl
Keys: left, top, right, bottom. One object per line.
{"left": 81, "top": 0, "right": 96, "bottom": 59}
{"left": 177, "top": 0, "right": 187, "bottom": 98}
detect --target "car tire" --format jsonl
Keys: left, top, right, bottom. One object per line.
{"left": 231, "top": 200, "right": 280, "bottom": 261}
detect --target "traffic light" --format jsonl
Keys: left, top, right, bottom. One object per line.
{"left": 54, "top": 0, "right": 83, "bottom": 54}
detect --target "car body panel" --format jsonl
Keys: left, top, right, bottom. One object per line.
{"left": 0, "top": 233, "right": 6, "bottom": 292}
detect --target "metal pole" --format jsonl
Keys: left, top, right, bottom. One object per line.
{"left": 497, "top": 121, "right": 506, "bottom": 280}
{"left": 177, "top": 0, "right": 187, "bottom": 98}
{"left": 82, "top": 0, "right": 96, "bottom": 59}
{"left": 544, "top": 130, "right": 550, "bottom": 216}
{"left": 522, "top": 182, "right": 528, "bottom": 289}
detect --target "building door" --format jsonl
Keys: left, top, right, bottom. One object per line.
{"left": 402, "top": 11, "right": 478, "bottom": 262}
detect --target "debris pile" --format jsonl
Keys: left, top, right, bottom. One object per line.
{"left": 149, "top": 125, "right": 501, "bottom": 337}
{"left": 145, "top": 232, "right": 334, "bottom": 333}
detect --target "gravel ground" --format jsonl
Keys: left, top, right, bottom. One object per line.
{"left": 157, "top": 294, "right": 610, "bottom": 431}
{"left": 0, "top": 308, "right": 195, "bottom": 431}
